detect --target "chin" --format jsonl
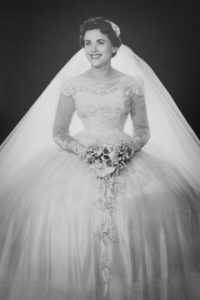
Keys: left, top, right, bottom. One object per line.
{"left": 91, "top": 62, "right": 104, "bottom": 68}
{"left": 90, "top": 59, "right": 110, "bottom": 68}
{"left": 89, "top": 61, "right": 101, "bottom": 67}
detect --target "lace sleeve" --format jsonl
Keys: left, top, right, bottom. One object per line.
{"left": 53, "top": 83, "right": 86, "bottom": 158}
{"left": 61, "top": 81, "right": 76, "bottom": 97}
{"left": 129, "top": 77, "right": 150, "bottom": 152}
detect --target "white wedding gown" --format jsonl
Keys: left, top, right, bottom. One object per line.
{"left": 0, "top": 74, "right": 200, "bottom": 300}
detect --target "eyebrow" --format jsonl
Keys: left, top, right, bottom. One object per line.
{"left": 84, "top": 39, "right": 107, "bottom": 42}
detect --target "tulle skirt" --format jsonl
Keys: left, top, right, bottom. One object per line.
{"left": 0, "top": 131, "right": 200, "bottom": 300}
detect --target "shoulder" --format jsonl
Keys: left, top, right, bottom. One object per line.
{"left": 69, "top": 71, "right": 92, "bottom": 82}
{"left": 122, "top": 74, "right": 144, "bottom": 86}
{"left": 121, "top": 75, "right": 145, "bottom": 98}
{"left": 61, "top": 72, "right": 90, "bottom": 91}
{"left": 61, "top": 76, "right": 78, "bottom": 96}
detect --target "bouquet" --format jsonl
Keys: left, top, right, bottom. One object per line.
{"left": 85, "top": 140, "right": 133, "bottom": 178}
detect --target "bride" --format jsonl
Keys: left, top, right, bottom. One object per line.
{"left": 0, "top": 16, "right": 200, "bottom": 300}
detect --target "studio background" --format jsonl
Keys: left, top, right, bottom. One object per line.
{"left": 0, "top": 0, "right": 200, "bottom": 143}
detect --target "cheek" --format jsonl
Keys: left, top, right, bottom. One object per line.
{"left": 84, "top": 47, "right": 90, "bottom": 56}
{"left": 102, "top": 45, "right": 112, "bottom": 56}
{"left": 106, "top": 47, "right": 113, "bottom": 57}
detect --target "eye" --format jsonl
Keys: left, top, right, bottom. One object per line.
{"left": 98, "top": 40, "right": 105, "bottom": 45}
{"left": 84, "top": 41, "right": 90, "bottom": 46}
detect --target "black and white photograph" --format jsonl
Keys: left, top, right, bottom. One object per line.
{"left": 0, "top": 1, "right": 200, "bottom": 299}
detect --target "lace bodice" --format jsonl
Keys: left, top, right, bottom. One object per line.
{"left": 53, "top": 74, "right": 150, "bottom": 154}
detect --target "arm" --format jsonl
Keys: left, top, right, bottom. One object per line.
{"left": 53, "top": 90, "right": 86, "bottom": 158}
{"left": 129, "top": 80, "right": 150, "bottom": 153}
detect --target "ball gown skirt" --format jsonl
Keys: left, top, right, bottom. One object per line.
{"left": 0, "top": 130, "right": 200, "bottom": 300}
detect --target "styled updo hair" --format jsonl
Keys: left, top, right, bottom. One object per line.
{"left": 79, "top": 16, "right": 122, "bottom": 57}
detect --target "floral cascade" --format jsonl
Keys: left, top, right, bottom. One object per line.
{"left": 84, "top": 140, "right": 133, "bottom": 298}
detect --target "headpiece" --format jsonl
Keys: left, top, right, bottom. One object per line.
{"left": 106, "top": 20, "right": 120, "bottom": 37}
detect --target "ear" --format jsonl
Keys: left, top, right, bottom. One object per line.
{"left": 112, "top": 47, "right": 118, "bottom": 54}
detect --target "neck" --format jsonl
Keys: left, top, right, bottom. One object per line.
{"left": 89, "top": 63, "right": 113, "bottom": 79}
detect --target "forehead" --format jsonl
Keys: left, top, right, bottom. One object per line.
{"left": 84, "top": 29, "right": 109, "bottom": 41}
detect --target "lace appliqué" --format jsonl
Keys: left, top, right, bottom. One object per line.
{"left": 94, "top": 174, "right": 120, "bottom": 241}
{"left": 128, "top": 133, "right": 150, "bottom": 152}
{"left": 93, "top": 172, "right": 123, "bottom": 298}
{"left": 62, "top": 75, "right": 143, "bottom": 96}
{"left": 61, "top": 82, "right": 76, "bottom": 97}
{"left": 54, "top": 135, "right": 86, "bottom": 158}
{"left": 124, "top": 80, "right": 144, "bottom": 98}
{"left": 70, "top": 79, "right": 130, "bottom": 96}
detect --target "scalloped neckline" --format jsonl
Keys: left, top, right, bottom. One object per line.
{"left": 75, "top": 74, "right": 132, "bottom": 86}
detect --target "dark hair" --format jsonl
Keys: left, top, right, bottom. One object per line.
{"left": 79, "top": 16, "right": 122, "bottom": 57}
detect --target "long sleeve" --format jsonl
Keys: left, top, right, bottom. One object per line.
{"left": 53, "top": 84, "right": 86, "bottom": 158}
{"left": 129, "top": 78, "right": 150, "bottom": 152}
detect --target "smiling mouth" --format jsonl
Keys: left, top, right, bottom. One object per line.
{"left": 90, "top": 54, "right": 102, "bottom": 59}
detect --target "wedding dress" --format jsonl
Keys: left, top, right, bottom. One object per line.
{"left": 0, "top": 68, "right": 200, "bottom": 300}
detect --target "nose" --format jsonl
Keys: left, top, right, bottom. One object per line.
{"left": 90, "top": 43, "right": 98, "bottom": 52}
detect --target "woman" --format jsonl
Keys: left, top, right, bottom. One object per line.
{"left": 0, "top": 16, "right": 200, "bottom": 300}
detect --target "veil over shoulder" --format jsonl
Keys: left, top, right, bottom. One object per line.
{"left": 0, "top": 44, "right": 200, "bottom": 192}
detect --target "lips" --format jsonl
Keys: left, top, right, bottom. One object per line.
{"left": 90, "top": 54, "right": 102, "bottom": 59}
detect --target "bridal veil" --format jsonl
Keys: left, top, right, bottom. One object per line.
{"left": 0, "top": 44, "right": 200, "bottom": 191}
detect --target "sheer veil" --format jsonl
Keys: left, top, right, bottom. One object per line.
{"left": 0, "top": 44, "right": 200, "bottom": 191}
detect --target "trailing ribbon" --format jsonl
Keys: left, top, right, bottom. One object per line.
{"left": 94, "top": 173, "right": 121, "bottom": 298}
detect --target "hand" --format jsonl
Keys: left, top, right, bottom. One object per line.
{"left": 114, "top": 142, "right": 133, "bottom": 160}
{"left": 132, "top": 136, "right": 142, "bottom": 152}
{"left": 130, "top": 148, "right": 135, "bottom": 159}
{"left": 85, "top": 143, "right": 102, "bottom": 164}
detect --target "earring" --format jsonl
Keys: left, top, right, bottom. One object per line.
{"left": 112, "top": 48, "right": 117, "bottom": 55}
